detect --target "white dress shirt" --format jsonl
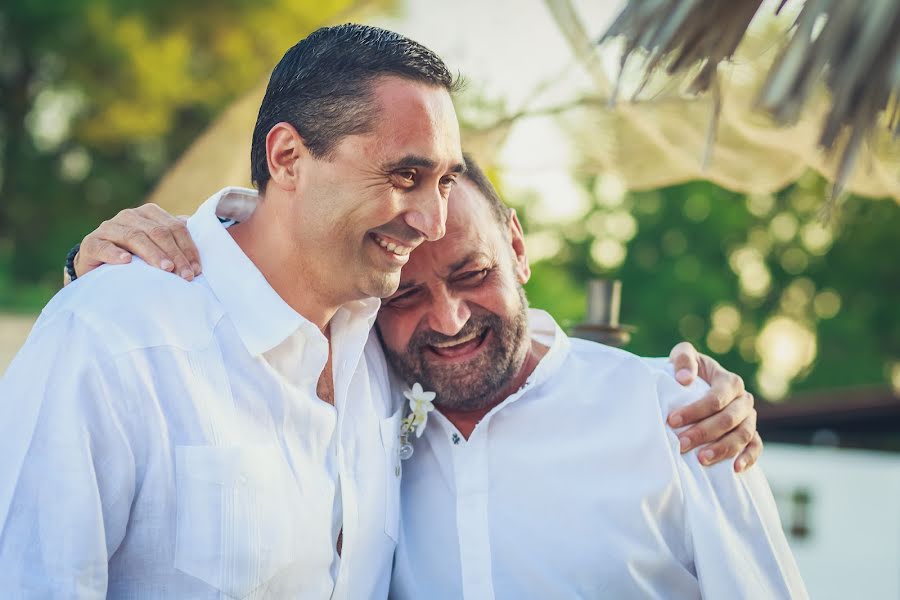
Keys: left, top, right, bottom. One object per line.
{"left": 390, "top": 310, "right": 807, "bottom": 599}
{"left": 0, "top": 187, "right": 403, "bottom": 599}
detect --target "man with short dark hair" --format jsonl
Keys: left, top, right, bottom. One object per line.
{"left": 0, "top": 24, "right": 465, "bottom": 598}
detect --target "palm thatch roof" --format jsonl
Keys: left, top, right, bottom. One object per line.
{"left": 600, "top": 0, "right": 900, "bottom": 204}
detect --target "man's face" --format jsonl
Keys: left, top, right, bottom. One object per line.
{"left": 377, "top": 179, "right": 532, "bottom": 411}
{"left": 293, "top": 76, "right": 464, "bottom": 302}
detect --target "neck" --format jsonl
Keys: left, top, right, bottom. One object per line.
{"left": 227, "top": 196, "right": 340, "bottom": 330}
{"left": 438, "top": 338, "right": 548, "bottom": 439}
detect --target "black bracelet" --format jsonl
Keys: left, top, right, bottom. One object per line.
{"left": 65, "top": 243, "right": 81, "bottom": 282}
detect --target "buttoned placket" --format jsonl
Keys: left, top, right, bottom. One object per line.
{"left": 330, "top": 358, "right": 357, "bottom": 600}
{"left": 432, "top": 376, "right": 541, "bottom": 600}
{"left": 331, "top": 398, "right": 355, "bottom": 600}
{"left": 449, "top": 421, "right": 495, "bottom": 600}
{"left": 267, "top": 322, "right": 345, "bottom": 594}
{"left": 278, "top": 321, "right": 336, "bottom": 464}
{"left": 327, "top": 305, "right": 378, "bottom": 600}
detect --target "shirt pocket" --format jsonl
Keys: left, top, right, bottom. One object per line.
{"left": 174, "top": 444, "right": 302, "bottom": 598}
{"left": 379, "top": 408, "right": 403, "bottom": 543}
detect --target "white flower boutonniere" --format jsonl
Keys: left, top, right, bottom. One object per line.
{"left": 395, "top": 383, "right": 436, "bottom": 475}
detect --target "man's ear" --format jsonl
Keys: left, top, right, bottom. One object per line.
{"left": 507, "top": 208, "right": 531, "bottom": 284}
{"left": 265, "top": 122, "right": 309, "bottom": 192}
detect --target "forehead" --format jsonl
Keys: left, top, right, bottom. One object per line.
{"left": 402, "top": 179, "right": 504, "bottom": 278}
{"left": 446, "top": 178, "right": 497, "bottom": 238}
{"left": 367, "top": 76, "right": 462, "bottom": 164}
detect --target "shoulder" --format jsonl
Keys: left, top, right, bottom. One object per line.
{"left": 566, "top": 337, "right": 660, "bottom": 385}
{"left": 562, "top": 336, "right": 708, "bottom": 416}
{"left": 549, "top": 338, "right": 668, "bottom": 425}
{"left": 40, "top": 258, "right": 225, "bottom": 357}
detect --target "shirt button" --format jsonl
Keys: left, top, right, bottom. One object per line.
{"left": 239, "top": 474, "right": 249, "bottom": 485}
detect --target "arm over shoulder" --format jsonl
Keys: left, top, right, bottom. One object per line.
{"left": 655, "top": 373, "right": 808, "bottom": 599}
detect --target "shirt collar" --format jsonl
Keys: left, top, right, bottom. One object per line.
{"left": 521, "top": 308, "right": 571, "bottom": 391}
{"left": 187, "top": 186, "right": 380, "bottom": 356}
{"left": 430, "top": 308, "right": 571, "bottom": 437}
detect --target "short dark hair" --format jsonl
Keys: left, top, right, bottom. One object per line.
{"left": 250, "top": 23, "right": 456, "bottom": 191}
{"left": 462, "top": 153, "right": 511, "bottom": 227}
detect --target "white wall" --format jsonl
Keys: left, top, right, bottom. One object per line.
{"left": 761, "top": 443, "right": 900, "bottom": 599}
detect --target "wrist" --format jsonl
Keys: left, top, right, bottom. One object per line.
{"left": 65, "top": 243, "right": 81, "bottom": 282}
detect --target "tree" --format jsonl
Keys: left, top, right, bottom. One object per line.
{"left": 519, "top": 171, "right": 900, "bottom": 399}
{"left": 0, "top": 0, "right": 386, "bottom": 308}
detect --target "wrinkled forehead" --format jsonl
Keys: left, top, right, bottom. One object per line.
{"left": 369, "top": 76, "right": 463, "bottom": 166}
{"left": 446, "top": 178, "right": 494, "bottom": 235}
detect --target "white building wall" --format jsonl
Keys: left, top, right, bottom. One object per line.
{"left": 761, "top": 443, "right": 900, "bottom": 599}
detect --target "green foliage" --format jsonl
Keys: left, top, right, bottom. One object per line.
{"left": 0, "top": 0, "right": 382, "bottom": 301}
{"left": 518, "top": 173, "right": 900, "bottom": 398}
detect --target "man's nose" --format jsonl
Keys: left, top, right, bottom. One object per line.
{"left": 427, "top": 288, "right": 470, "bottom": 337}
{"left": 403, "top": 187, "right": 447, "bottom": 242}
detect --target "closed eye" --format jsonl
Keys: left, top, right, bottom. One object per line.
{"left": 454, "top": 268, "right": 491, "bottom": 286}
{"left": 385, "top": 287, "right": 423, "bottom": 308}
{"left": 392, "top": 170, "right": 417, "bottom": 187}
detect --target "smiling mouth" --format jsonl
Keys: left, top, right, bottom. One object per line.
{"left": 427, "top": 328, "right": 490, "bottom": 359}
{"left": 371, "top": 233, "right": 414, "bottom": 257}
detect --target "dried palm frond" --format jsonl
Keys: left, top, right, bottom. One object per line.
{"left": 598, "top": 0, "right": 900, "bottom": 205}
{"left": 601, "top": 0, "right": 765, "bottom": 98}
{"left": 758, "top": 0, "right": 900, "bottom": 202}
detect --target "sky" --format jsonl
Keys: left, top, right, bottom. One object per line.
{"left": 374, "top": 0, "right": 627, "bottom": 222}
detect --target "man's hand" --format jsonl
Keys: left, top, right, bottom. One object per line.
{"left": 72, "top": 204, "right": 200, "bottom": 282}
{"left": 666, "top": 342, "right": 761, "bottom": 473}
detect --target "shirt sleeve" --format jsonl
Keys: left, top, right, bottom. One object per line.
{"left": 0, "top": 310, "right": 136, "bottom": 597}
{"left": 655, "top": 371, "right": 809, "bottom": 599}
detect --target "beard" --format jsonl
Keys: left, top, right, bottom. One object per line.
{"left": 381, "top": 287, "right": 531, "bottom": 412}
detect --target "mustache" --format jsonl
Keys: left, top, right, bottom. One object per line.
{"left": 408, "top": 313, "right": 501, "bottom": 352}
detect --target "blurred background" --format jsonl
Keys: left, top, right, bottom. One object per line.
{"left": 1, "top": 0, "right": 898, "bottom": 596}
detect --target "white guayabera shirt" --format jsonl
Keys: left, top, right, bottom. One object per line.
{"left": 0, "top": 188, "right": 403, "bottom": 599}
{"left": 390, "top": 310, "right": 808, "bottom": 600}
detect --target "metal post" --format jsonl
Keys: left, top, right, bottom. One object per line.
{"left": 571, "top": 279, "right": 634, "bottom": 347}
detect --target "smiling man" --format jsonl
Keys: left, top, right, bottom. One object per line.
{"left": 0, "top": 25, "right": 465, "bottom": 598}
{"left": 378, "top": 159, "right": 807, "bottom": 598}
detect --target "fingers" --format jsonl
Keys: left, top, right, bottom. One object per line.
{"left": 74, "top": 241, "right": 132, "bottom": 273}
{"left": 75, "top": 231, "right": 135, "bottom": 278}
{"left": 695, "top": 352, "right": 736, "bottom": 391}
{"left": 147, "top": 223, "right": 195, "bottom": 279}
{"left": 169, "top": 220, "right": 202, "bottom": 275}
{"left": 99, "top": 221, "right": 176, "bottom": 273}
{"left": 137, "top": 204, "right": 200, "bottom": 279}
{"left": 668, "top": 341, "right": 699, "bottom": 385}
{"left": 667, "top": 369, "right": 745, "bottom": 428}
{"left": 734, "top": 432, "right": 763, "bottom": 473}
{"left": 140, "top": 204, "right": 202, "bottom": 276}
{"left": 78, "top": 204, "right": 201, "bottom": 281}
{"left": 675, "top": 392, "right": 754, "bottom": 456}
{"left": 693, "top": 407, "right": 756, "bottom": 467}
